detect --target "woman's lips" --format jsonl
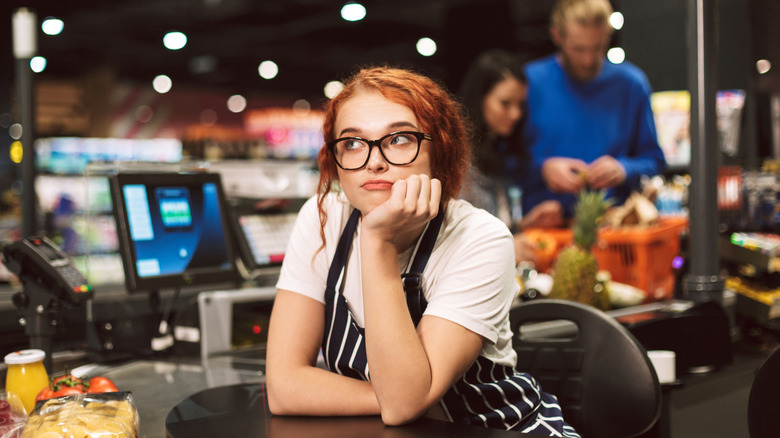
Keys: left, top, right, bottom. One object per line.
{"left": 362, "top": 180, "right": 393, "bottom": 190}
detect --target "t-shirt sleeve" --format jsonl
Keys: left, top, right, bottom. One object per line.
{"left": 423, "top": 211, "right": 519, "bottom": 344}
{"left": 275, "top": 196, "right": 330, "bottom": 303}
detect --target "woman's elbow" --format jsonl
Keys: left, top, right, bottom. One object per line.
{"left": 266, "top": 380, "right": 296, "bottom": 416}
{"left": 267, "top": 385, "right": 284, "bottom": 415}
{"left": 379, "top": 404, "right": 426, "bottom": 426}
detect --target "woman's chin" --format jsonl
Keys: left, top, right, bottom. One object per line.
{"left": 357, "top": 195, "right": 391, "bottom": 216}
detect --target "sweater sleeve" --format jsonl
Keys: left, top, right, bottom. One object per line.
{"left": 616, "top": 75, "right": 667, "bottom": 189}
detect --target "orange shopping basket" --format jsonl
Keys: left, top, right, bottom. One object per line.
{"left": 593, "top": 217, "right": 688, "bottom": 302}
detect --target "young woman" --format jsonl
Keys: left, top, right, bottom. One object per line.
{"left": 459, "top": 49, "right": 565, "bottom": 265}
{"left": 266, "top": 66, "right": 578, "bottom": 437}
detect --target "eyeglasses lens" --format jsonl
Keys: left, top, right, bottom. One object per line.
{"left": 334, "top": 132, "right": 421, "bottom": 169}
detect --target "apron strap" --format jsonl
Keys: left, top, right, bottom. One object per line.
{"left": 325, "top": 208, "right": 361, "bottom": 290}
{"left": 402, "top": 206, "right": 444, "bottom": 327}
{"left": 326, "top": 205, "right": 444, "bottom": 328}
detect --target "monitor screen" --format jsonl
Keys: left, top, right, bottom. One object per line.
{"left": 110, "top": 172, "right": 239, "bottom": 292}
{"left": 227, "top": 198, "right": 304, "bottom": 273}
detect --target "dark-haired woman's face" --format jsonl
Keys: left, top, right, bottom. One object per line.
{"left": 482, "top": 76, "right": 527, "bottom": 138}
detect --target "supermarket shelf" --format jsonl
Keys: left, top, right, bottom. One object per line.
{"left": 720, "top": 236, "right": 780, "bottom": 274}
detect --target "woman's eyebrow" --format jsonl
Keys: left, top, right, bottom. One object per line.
{"left": 337, "top": 121, "right": 418, "bottom": 138}
{"left": 387, "top": 121, "right": 418, "bottom": 131}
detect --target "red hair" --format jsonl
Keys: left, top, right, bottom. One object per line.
{"left": 315, "top": 66, "right": 471, "bottom": 243}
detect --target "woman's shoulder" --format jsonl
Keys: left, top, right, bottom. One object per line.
{"left": 299, "top": 192, "right": 350, "bottom": 217}
{"left": 294, "top": 192, "right": 353, "bottom": 237}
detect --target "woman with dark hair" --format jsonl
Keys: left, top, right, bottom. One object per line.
{"left": 266, "top": 66, "right": 578, "bottom": 437}
{"left": 459, "top": 49, "right": 566, "bottom": 264}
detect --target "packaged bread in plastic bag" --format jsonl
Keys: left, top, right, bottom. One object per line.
{"left": 20, "top": 392, "right": 138, "bottom": 438}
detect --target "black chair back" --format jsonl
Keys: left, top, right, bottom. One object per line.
{"left": 748, "top": 346, "right": 780, "bottom": 437}
{"left": 510, "top": 299, "right": 661, "bottom": 438}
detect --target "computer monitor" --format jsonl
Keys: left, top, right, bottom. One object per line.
{"left": 109, "top": 172, "right": 240, "bottom": 292}
{"left": 227, "top": 198, "right": 304, "bottom": 273}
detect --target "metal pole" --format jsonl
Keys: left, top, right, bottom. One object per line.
{"left": 12, "top": 8, "right": 38, "bottom": 237}
{"left": 684, "top": 0, "right": 724, "bottom": 302}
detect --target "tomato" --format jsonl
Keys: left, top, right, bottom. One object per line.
{"left": 35, "top": 387, "right": 55, "bottom": 402}
{"left": 52, "top": 375, "right": 87, "bottom": 392}
{"left": 34, "top": 374, "right": 118, "bottom": 402}
{"left": 87, "top": 377, "right": 118, "bottom": 394}
{"left": 53, "top": 386, "right": 85, "bottom": 398}
{"left": 35, "top": 378, "right": 85, "bottom": 402}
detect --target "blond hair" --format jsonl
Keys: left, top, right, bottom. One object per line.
{"left": 551, "top": 0, "right": 614, "bottom": 34}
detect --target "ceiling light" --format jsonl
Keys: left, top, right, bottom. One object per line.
{"left": 153, "top": 75, "right": 172, "bottom": 93}
{"left": 41, "top": 17, "right": 64, "bottom": 36}
{"left": 189, "top": 55, "right": 218, "bottom": 74}
{"left": 9, "top": 123, "right": 23, "bottom": 140}
{"left": 607, "top": 47, "right": 625, "bottom": 64}
{"left": 200, "top": 109, "right": 218, "bottom": 126}
{"left": 30, "top": 56, "right": 46, "bottom": 73}
{"left": 135, "top": 105, "right": 154, "bottom": 123}
{"left": 341, "top": 3, "right": 366, "bottom": 22}
{"left": 756, "top": 59, "right": 772, "bottom": 75}
{"left": 610, "top": 12, "right": 624, "bottom": 30}
{"left": 163, "top": 31, "right": 187, "bottom": 50}
{"left": 258, "top": 60, "right": 279, "bottom": 79}
{"left": 293, "top": 99, "right": 311, "bottom": 116}
{"left": 416, "top": 38, "right": 437, "bottom": 57}
{"left": 324, "top": 81, "right": 344, "bottom": 99}
{"left": 227, "top": 95, "right": 247, "bottom": 113}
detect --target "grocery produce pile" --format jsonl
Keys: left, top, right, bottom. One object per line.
{"left": 35, "top": 375, "right": 118, "bottom": 403}
{"left": 1, "top": 375, "right": 131, "bottom": 438}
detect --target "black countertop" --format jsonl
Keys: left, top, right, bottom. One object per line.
{"left": 165, "top": 382, "right": 547, "bottom": 438}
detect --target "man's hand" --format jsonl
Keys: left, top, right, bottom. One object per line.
{"left": 513, "top": 234, "right": 539, "bottom": 266}
{"left": 541, "top": 157, "right": 588, "bottom": 193}
{"left": 518, "top": 200, "right": 564, "bottom": 229}
{"left": 586, "top": 156, "right": 626, "bottom": 189}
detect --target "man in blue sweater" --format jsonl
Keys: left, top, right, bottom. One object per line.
{"left": 520, "top": 0, "right": 666, "bottom": 220}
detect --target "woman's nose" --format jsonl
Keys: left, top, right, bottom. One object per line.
{"left": 365, "top": 144, "right": 388, "bottom": 171}
{"left": 510, "top": 105, "right": 522, "bottom": 123}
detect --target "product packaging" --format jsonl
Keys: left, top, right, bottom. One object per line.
{"left": 17, "top": 392, "right": 138, "bottom": 438}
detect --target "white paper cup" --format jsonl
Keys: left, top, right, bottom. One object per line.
{"left": 648, "top": 350, "right": 676, "bottom": 384}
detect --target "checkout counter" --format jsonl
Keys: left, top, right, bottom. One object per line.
{"left": 87, "top": 360, "right": 542, "bottom": 437}
{"left": 0, "top": 166, "right": 774, "bottom": 438}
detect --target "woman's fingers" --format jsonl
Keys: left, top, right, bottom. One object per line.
{"left": 391, "top": 174, "right": 440, "bottom": 219}
{"left": 429, "top": 178, "right": 441, "bottom": 216}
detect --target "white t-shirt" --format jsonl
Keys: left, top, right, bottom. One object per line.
{"left": 276, "top": 192, "right": 520, "bottom": 367}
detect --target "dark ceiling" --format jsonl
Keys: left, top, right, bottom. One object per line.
{"left": 2, "top": 0, "right": 557, "bottom": 104}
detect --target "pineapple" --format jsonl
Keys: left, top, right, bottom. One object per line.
{"left": 549, "top": 190, "right": 612, "bottom": 310}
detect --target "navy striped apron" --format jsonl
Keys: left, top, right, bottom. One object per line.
{"left": 321, "top": 209, "right": 579, "bottom": 437}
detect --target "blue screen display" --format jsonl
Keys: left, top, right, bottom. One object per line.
{"left": 121, "top": 179, "right": 232, "bottom": 280}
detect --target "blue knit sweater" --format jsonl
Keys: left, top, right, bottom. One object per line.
{"left": 519, "top": 54, "right": 666, "bottom": 217}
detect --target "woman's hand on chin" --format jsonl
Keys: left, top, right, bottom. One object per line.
{"left": 361, "top": 174, "right": 441, "bottom": 247}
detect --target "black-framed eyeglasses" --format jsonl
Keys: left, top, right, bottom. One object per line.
{"left": 327, "top": 131, "right": 433, "bottom": 170}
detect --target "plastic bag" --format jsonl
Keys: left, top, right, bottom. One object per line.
{"left": 20, "top": 392, "right": 138, "bottom": 438}
{"left": 0, "top": 393, "right": 25, "bottom": 438}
